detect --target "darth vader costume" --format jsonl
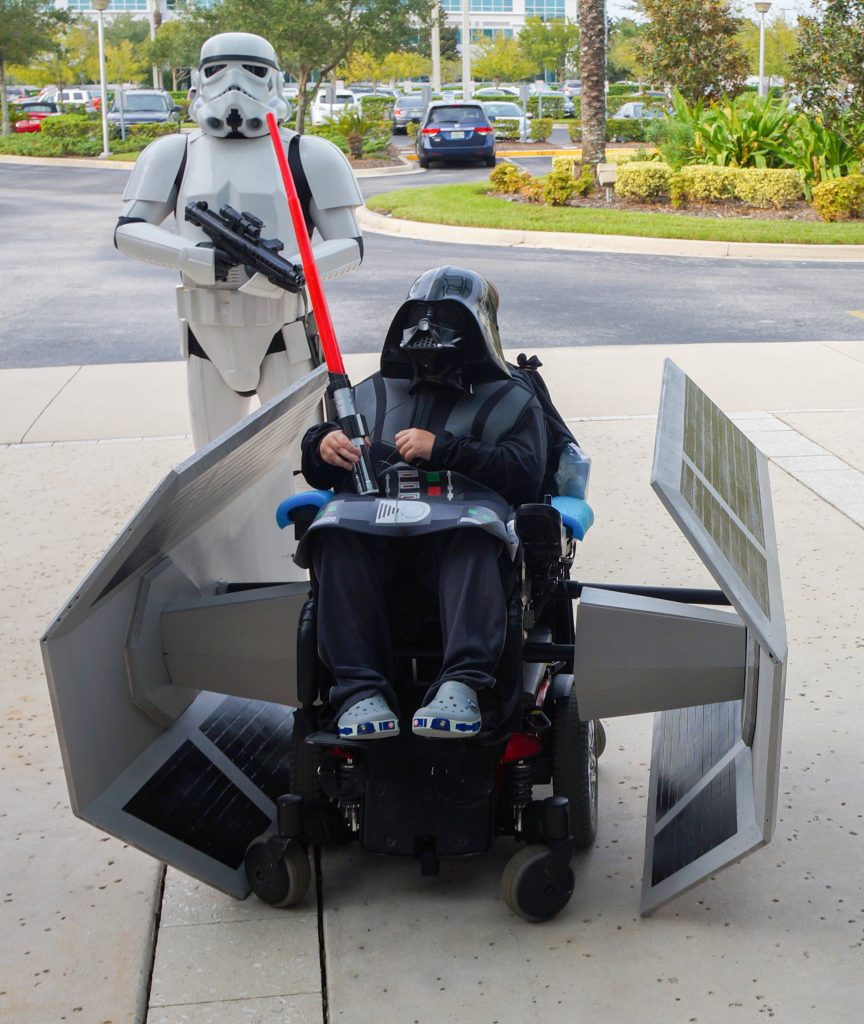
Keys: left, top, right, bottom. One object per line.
{"left": 299, "top": 267, "right": 547, "bottom": 738}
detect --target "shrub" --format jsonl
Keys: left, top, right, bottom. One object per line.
{"left": 734, "top": 168, "right": 804, "bottom": 207}
{"left": 572, "top": 164, "right": 596, "bottom": 196}
{"left": 543, "top": 168, "right": 578, "bottom": 205}
{"left": 527, "top": 94, "right": 565, "bottom": 119}
{"left": 529, "top": 117, "right": 553, "bottom": 142}
{"left": 569, "top": 96, "right": 581, "bottom": 118}
{"left": 406, "top": 120, "right": 418, "bottom": 138}
{"left": 677, "top": 164, "right": 740, "bottom": 202}
{"left": 492, "top": 119, "right": 521, "bottom": 142}
{"left": 41, "top": 115, "right": 99, "bottom": 143}
{"left": 358, "top": 95, "right": 394, "bottom": 121}
{"left": 488, "top": 162, "right": 531, "bottom": 193}
{"left": 551, "top": 154, "right": 581, "bottom": 175}
{"left": 606, "top": 118, "right": 647, "bottom": 143}
{"left": 810, "top": 173, "right": 864, "bottom": 221}
{"left": 615, "top": 160, "right": 673, "bottom": 199}
{"left": 519, "top": 177, "right": 545, "bottom": 202}
{"left": 567, "top": 120, "right": 582, "bottom": 143}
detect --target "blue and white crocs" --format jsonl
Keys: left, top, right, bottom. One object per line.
{"left": 336, "top": 695, "right": 400, "bottom": 739}
{"left": 412, "top": 681, "right": 482, "bottom": 738}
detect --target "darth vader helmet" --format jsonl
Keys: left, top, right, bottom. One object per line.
{"left": 190, "top": 32, "right": 289, "bottom": 138}
{"left": 381, "top": 266, "right": 511, "bottom": 386}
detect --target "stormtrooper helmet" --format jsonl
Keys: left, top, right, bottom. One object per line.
{"left": 190, "top": 32, "right": 289, "bottom": 138}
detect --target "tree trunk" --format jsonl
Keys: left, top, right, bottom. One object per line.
{"left": 579, "top": 0, "right": 606, "bottom": 165}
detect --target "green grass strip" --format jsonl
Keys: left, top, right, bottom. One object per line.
{"left": 366, "top": 182, "right": 864, "bottom": 246}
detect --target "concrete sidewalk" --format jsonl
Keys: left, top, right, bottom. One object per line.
{"left": 2, "top": 343, "right": 863, "bottom": 1023}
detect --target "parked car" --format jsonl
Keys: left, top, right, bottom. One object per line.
{"left": 391, "top": 93, "right": 427, "bottom": 133}
{"left": 474, "top": 86, "right": 521, "bottom": 99}
{"left": 35, "top": 87, "right": 97, "bottom": 109}
{"left": 415, "top": 101, "right": 496, "bottom": 168}
{"left": 107, "top": 89, "right": 182, "bottom": 126}
{"left": 309, "top": 89, "right": 358, "bottom": 126}
{"left": 481, "top": 101, "right": 530, "bottom": 140}
{"left": 562, "top": 79, "right": 581, "bottom": 97}
{"left": 614, "top": 101, "right": 665, "bottom": 120}
{"left": 13, "top": 100, "right": 62, "bottom": 133}
{"left": 6, "top": 85, "right": 39, "bottom": 102}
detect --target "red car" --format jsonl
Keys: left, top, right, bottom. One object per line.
{"left": 14, "top": 100, "right": 62, "bottom": 133}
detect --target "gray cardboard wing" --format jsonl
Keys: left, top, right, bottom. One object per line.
{"left": 640, "top": 360, "right": 788, "bottom": 914}
{"left": 41, "top": 364, "right": 326, "bottom": 897}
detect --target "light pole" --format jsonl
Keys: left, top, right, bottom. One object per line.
{"left": 461, "top": 0, "right": 472, "bottom": 100}
{"left": 431, "top": 2, "right": 442, "bottom": 92}
{"left": 91, "top": 0, "right": 111, "bottom": 158}
{"left": 148, "top": 0, "right": 161, "bottom": 88}
{"left": 755, "top": 2, "right": 772, "bottom": 98}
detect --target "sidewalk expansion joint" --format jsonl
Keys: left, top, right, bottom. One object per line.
{"left": 142, "top": 864, "right": 167, "bottom": 1024}
{"left": 315, "top": 845, "right": 329, "bottom": 1024}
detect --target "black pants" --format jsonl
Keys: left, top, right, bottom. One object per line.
{"left": 312, "top": 528, "right": 509, "bottom": 716}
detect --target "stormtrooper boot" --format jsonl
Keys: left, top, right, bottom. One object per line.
{"left": 412, "top": 681, "right": 482, "bottom": 738}
{"left": 336, "top": 695, "right": 400, "bottom": 739}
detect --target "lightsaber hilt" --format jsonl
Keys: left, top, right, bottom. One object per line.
{"left": 331, "top": 375, "right": 377, "bottom": 496}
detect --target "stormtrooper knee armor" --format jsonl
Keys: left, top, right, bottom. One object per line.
{"left": 114, "top": 31, "right": 364, "bottom": 449}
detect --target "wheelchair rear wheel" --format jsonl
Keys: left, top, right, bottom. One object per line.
{"left": 551, "top": 689, "right": 598, "bottom": 848}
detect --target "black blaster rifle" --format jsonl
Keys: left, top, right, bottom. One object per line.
{"left": 184, "top": 200, "right": 305, "bottom": 292}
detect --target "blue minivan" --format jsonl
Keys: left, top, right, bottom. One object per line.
{"left": 416, "top": 101, "right": 496, "bottom": 169}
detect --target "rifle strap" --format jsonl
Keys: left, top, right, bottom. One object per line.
{"left": 287, "top": 133, "right": 314, "bottom": 239}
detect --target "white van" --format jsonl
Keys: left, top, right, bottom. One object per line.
{"left": 36, "top": 87, "right": 96, "bottom": 109}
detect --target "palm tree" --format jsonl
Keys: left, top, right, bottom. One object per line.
{"left": 579, "top": 0, "right": 606, "bottom": 165}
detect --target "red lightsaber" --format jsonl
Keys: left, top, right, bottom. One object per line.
{"left": 266, "top": 112, "right": 377, "bottom": 495}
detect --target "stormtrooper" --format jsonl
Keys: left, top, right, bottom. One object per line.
{"left": 115, "top": 32, "right": 364, "bottom": 448}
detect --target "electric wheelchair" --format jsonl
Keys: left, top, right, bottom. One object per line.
{"left": 243, "top": 484, "right": 601, "bottom": 923}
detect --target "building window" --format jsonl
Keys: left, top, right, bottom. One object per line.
{"left": 442, "top": 0, "right": 513, "bottom": 11}
{"left": 524, "top": 0, "right": 565, "bottom": 19}
{"left": 68, "top": 0, "right": 149, "bottom": 9}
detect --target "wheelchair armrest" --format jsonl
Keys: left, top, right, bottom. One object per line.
{"left": 275, "top": 490, "right": 333, "bottom": 530}
{"left": 551, "top": 496, "right": 594, "bottom": 541}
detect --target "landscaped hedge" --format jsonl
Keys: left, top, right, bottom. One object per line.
{"left": 675, "top": 165, "right": 740, "bottom": 202}
{"left": 529, "top": 117, "right": 553, "bottom": 142}
{"left": 492, "top": 119, "right": 521, "bottom": 141}
{"left": 527, "top": 95, "right": 565, "bottom": 119}
{"left": 733, "top": 168, "right": 804, "bottom": 208}
{"left": 567, "top": 119, "right": 649, "bottom": 143}
{"left": 358, "top": 95, "right": 394, "bottom": 121}
{"left": 615, "top": 160, "right": 674, "bottom": 199}
{"left": 810, "top": 174, "right": 864, "bottom": 221}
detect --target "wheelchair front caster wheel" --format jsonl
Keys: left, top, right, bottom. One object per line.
{"left": 244, "top": 833, "right": 311, "bottom": 908}
{"left": 501, "top": 845, "right": 574, "bottom": 922}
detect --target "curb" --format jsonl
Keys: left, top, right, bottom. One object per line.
{"left": 0, "top": 151, "right": 420, "bottom": 177}
{"left": 356, "top": 205, "right": 864, "bottom": 262}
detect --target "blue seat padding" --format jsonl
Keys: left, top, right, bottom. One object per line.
{"left": 551, "top": 496, "right": 594, "bottom": 541}
{"left": 276, "top": 490, "right": 333, "bottom": 529}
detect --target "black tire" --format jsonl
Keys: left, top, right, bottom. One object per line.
{"left": 501, "top": 845, "right": 574, "bottom": 922}
{"left": 485, "top": 153, "right": 496, "bottom": 167}
{"left": 418, "top": 156, "right": 430, "bottom": 168}
{"left": 552, "top": 689, "right": 598, "bottom": 848}
{"left": 244, "top": 834, "right": 311, "bottom": 908}
{"left": 594, "top": 719, "right": 607, "bottom": 759}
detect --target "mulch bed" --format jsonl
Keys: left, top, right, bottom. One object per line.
{"left": 496, "top": 189, "right": 823, "bottom": 221}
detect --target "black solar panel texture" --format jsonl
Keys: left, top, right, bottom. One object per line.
{"left": 200, "top": 697, "right": 293, "bottom": 802}
{"left": 123, "top": 740, "right": 270, "bottom": 869}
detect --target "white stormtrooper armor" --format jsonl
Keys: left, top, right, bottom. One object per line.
{"left": 115, "top": 32, "right": 364, "bottom": 449}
